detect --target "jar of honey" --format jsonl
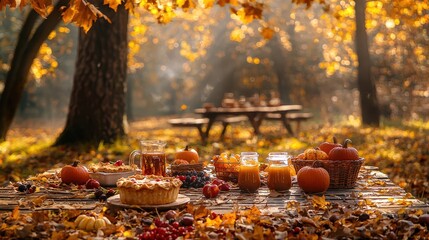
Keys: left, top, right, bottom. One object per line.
{"left": 266, "top": 153, "right": 292, "bottom": 192}
{"left": 238, "top": 152, "right": 260, "bottom": 193}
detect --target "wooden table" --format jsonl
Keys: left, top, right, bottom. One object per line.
{"left": 1, "top": 166, "right": 427, "bottom": 213}
{"left": 194, "top": 105, "right": 303, "bottom": 139}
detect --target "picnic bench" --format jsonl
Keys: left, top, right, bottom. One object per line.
{"left": 1, "top": 166, "right": 427, "bottom": 213}
{"left": 194, "top": 105, "right": 305, "bottom": 141}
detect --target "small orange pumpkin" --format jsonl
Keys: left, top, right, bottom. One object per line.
{"left": 328, "top": 139, "right": 359, "bottom": 160}
{"left": 173, "top": 159, "right": 189, "bottom": 165}
{"left": 60, "top": 161, "right": 90, "bottom": 185}
{"left": 319, "top": 136, "right": 342, "bottom": 155}
{"left": 303, "top": 148, "right": 328, "bottom": 160}
{"left": 297, "top": 162, "right": 330, "bottom": 193}
{"left": 175, "top": 146, "right": 199, "bottom": 163}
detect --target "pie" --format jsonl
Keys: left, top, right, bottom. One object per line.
{"left": 116, "top": 175, "right": 182, "bottom": 205}
{"left": 88, "top": 162, "right": 136, "bottom": 173}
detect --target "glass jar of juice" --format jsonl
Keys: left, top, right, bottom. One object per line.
{"left": 266, "top": 153, "right": 292, "bottom": 192}
{"left": 238, "top": 152, "right": 260, "bottom": 193}
{"left": 268, "top": 152, "right": 296, "bottom": 176}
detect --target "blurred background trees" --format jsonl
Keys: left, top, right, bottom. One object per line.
{"left": 0, "top": 0, "right": 428, "bottom": 141}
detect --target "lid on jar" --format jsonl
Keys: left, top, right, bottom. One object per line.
{"left": 266, "top": 153, "right": 290, "bottom": 165}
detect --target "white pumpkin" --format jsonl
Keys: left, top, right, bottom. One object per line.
{"left": 74, "top": 215, "right": 111, "bottom": 231}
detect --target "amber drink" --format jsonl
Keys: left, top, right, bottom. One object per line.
{"left": 238, "top": 152, "right": 260, "bottom": 193}
{"left": 141, "top": 152, "right": 166, "bottom": 176}
{"left": 129, "top": 140, "right": 167, "bottom": 176}
{"left": 266, "top": 153, "right": 292, "bottom": 192}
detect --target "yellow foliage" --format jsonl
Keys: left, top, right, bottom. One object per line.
{"left": 230, "top": 27, "right": 245, "bottom": 42}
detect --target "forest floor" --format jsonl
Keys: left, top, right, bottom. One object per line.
{"left": 0, "top": 116, "right": 428, "bottom": 202}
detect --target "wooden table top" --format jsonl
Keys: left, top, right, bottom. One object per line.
{"left": 194, "top": 104, "right": 303, "bottom": 115}
{"left": 0, "top": 166, "right": 427, "bottom": 213}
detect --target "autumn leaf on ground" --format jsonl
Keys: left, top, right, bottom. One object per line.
{"left": 241, "top": 205, "right": 261, "bottom": 224}
{"left": 11, "top": 206, "right": 20, "bottom": 220}
{"left": 221, "top": 212, "right": 236, "bottom": 227}
{"left": 310, "top": 195, "right": 330, "bottom": 210}
{"left": 205, "top": 215, "right": 222, "bottom": 228}
{"left": 358, "top": 199, "right": 377, "bottom": 207}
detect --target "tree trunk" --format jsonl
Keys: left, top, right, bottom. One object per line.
{"left": 0, "top": 1, "right": 66, "bottom": 141}
{"left": 268, "top": 34, "right": 291, "bottom": 104}
{"left": 55, "top": 1, "right": 129, "bottom": 145}
{"left": 355, "top": 0, "right": 380, "bottom": 126}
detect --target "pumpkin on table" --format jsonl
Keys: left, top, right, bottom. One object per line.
{"left": 297, "top": 162, "right": 330, "bottom": 193}
{"left": 60, "top": 161, "right": 90, "bottom": 185}
{"left": 328, "top": 139, "right": 360, "bottom": 160}
{"left": 319, "top": 136, "right": 342, "bottom": 155}
{"left": 175, "top": 146, "right": 199, "bottom": 163}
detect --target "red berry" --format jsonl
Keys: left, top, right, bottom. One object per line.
{"left": 85, "top": 179, "right": 100, "bottom": 189}
{"left": 114, "top": 160, "right": 123, "bottom": 166}
{"left": 178, "top": 175, "right": 187, "bottom": 182}
{"left": 293, "top": 227, "right": 301, "bottom": 234}
{"left": 106, "top": 189, "right": 116, "bottom": 197}
{"left": 211, "top": 178, "right": 225, "bottom": 186}
{"left": 190, "top": 176, "right": 197, "bottom": 182}
{"left": 219, "top": 183, "right": 231, "bottom": 191}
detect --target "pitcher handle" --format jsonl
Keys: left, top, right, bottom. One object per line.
{"left": 129, "top": 150, "right": 142, "bottom": 168}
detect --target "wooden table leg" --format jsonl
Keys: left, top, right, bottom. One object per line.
{"left": 246, "top": 113, "right": 261, "bottom": 135}
{"left": 196, "top": 126, "right": 207, "bottom": 144}
{"left": 280, "top": 114, "right": 295, "bottom": 136}
{"left": 202, "top": 116, "right": 215, "bottom": 143}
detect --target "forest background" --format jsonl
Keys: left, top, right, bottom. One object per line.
{"left": 0, "top": 0, "right": 428, "bottom": 202}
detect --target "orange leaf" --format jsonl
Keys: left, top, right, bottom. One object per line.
{"left": 205, "top": 215, "right": 222, "bottom": 228}
{"left": 30, "top": 0, "right": 52, "bottom": 18}
{"left": 11, "top": 206, "right": 20, "bottom": 220}
{"left": 103, "top": 0, "right": 121, "bottom": 12}
{"left": 221, "top": 212, "right": 236, "bottom": 227}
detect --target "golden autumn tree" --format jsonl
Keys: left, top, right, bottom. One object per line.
{"left": 0, "top": 0, "right": 266, "bottom": 145}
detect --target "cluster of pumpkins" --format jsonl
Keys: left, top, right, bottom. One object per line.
{"left": 295, "top": 137, "right": 360, "bottom": 193}
{"left": 296, "top": 137, "right": 360, "bottom": 161}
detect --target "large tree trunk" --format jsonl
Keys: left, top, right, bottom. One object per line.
{"left": 355, "top": 0, "right": 380, "bottom": 126}
{"left": 55, "top": 1, "right": 129, "bottom": 145}
{"left": 0, "top": 1, "right": 66, "bottom": 141}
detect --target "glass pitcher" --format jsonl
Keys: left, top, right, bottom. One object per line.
{"left": 266, "top": 152, "right": 292, "bottom": 192}
{"left": 238, "top": 152, "right": 260, "bottom": 193}
{"left": 129, "top": 140, "right": 167, "bottom": 176}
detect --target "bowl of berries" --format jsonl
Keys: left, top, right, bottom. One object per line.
{"left": 88, "top": 160, "right": 139, "bottom": 186}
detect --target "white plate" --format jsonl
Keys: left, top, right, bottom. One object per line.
{"left": 107, "top": 194, "right": 190, "bottom": 211}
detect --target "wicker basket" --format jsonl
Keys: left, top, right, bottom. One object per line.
{"left": 291, "top": 158, "right": 365, "bottom": 189}
{"left": 171, "top": 163, "right": 204, "bottom": 175}
{"left": 214, "top": 161, "right": 240, "bottom": 182}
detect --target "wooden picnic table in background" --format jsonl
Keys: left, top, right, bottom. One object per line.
{"left": 1, "top": 166, "right": 427, "bottom": 213}
{"left": 194, "top": 104, "right": 303, "bottom": 141}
